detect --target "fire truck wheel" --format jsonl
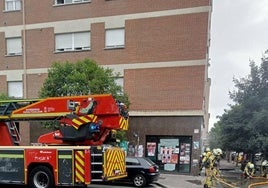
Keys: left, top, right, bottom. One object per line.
{"left": 133, "top": 174, "right": 146, "bottom": 187}
{"left": 29, "top": 166, "right": 54, "bottom": 188}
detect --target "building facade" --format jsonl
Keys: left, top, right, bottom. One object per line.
{"left": 0, "top": 0, "right": 212, "bottom": 174}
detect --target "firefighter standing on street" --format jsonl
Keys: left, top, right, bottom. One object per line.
{"left": 199, "top": 148, "right": 210, "bottom": 176}
{"left": 202, "top": 148, "right": 222, "bottom": 188}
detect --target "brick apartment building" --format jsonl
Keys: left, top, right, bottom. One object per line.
{"left": 0, "top": 0, "right": 212, "bottom": 174}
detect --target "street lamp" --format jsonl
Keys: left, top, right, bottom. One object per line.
{"left": 133, "top": 132, "right": 140, "bottom": 156}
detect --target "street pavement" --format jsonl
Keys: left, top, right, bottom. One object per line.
{"left": 154, "top": 160, "right": 238, "bottom": 188}
{"left": 88, "top": 160, "right": 268, "bottom": 188}
{"left": 154, "top": 160, "right": 268, "bottom": 188}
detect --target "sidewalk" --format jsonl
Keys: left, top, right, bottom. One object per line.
{"left": 155, "top": 174, "right": 203, "bottom": 188}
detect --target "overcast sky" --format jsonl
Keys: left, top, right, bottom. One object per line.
{"left": 208, "top": 0, "right": 268, "bottom": 129}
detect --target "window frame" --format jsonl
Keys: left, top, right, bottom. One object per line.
{"left": 115, "top": 77, "right": 124, "bottom": 94}
{"left": 5, "top": 0, "right": 21, "bottom": 11}
{"left": 55, "top": 31, "right": 91, "bottom": 53}
{"left": 126, "top": 158, "right": 140, "bottom": 166}
{"left": 6, "top": 37, "right": 22, "bottom": 56}
{"left": 8, "top": 81, "right": 23, "bottom": 98}
{"left": 105, "top": 28, "right": 125, "bottom": 49}
{"left": 54, "top": 0, "right": 91, "bottom": 6}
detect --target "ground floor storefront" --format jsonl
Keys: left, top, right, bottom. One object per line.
{"left": 146, "top": 135, "right": 192, "bottom": 173}
{"left": 127, "top": 116, "right": 204, "bottom": 175}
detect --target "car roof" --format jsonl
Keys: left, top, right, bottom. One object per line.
{"left": 126, "top": 156, "right": 156, "bottom": 165}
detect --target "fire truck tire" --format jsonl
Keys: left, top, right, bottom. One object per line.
{"left": 28, "top": 165, "right": 54, "bottom": 188}
{"left": 133, "top": 174, "right": 146, "bottom": 187}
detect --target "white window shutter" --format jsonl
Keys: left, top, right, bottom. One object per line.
{"left": 74, "top": 32, "right": 90, "bottom": 49}
{"left": 55, "top": 33, "right": 72, "bottom": 50}
{"left": 105, "top": 28, "right": 125, "bottom": 47}
{"left": 6, "top": 38, "right": 22, "bottom": 55}
{"left": 8, "top": 81, "right": 23, "bottom": 98}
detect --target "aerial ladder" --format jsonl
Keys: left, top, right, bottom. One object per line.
{"left": 0, "top": 94, "right": 129, "bottom": 188}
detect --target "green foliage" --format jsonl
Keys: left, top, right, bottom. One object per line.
{"left": 116, "top": 130, "right": 127, "bottom": 142}
{"left": 39, "top": 58, "right": 129, "bottom": 106}
{"left": 0, "top": 93, "right": 12, "bottom": 100}
{"left": 209, "top": 50, "right": 268, "bottom": 155}
{"left": 208, "top": 122, "right": 223, "bottom": 150}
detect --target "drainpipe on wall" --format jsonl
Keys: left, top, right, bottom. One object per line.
{"left": 22, "top": 0, "right": 27, "bottom": 98}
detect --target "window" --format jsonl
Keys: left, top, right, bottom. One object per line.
{"left": 55, "top": 32, "right": 90, "bottom": 52}
{"left": 6, "top": 37, "right": 22, "bottom": 56}
{"left": 55, "top": 0, "right": 90, "bottom": 5}
{"left": 5, "top": 0, "right": 21, "bottom": 11}
{"left": 126, "top": 157, "right": 140, "bottom": 165}
{"left": 8, "top": 81, "right": 23, "bottom": 98}
{"left": 115, "top": 77, "right": 124, "bottom": 93}
{"left": 105, "top": 28, "right": 125, "bottom": 48}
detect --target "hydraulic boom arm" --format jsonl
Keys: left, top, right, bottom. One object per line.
{"left": 0, "top": 94, "right": 129, "bottom": 146}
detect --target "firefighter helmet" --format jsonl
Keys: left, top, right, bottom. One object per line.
{"left": 261, "top": 160, "right": 268, "bottom": 166}
{"left": 213, "top": 148, "right": 222, "bottom": 156}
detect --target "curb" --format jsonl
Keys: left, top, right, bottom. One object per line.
{"left": 154, "top": 182, "right": 168, "bottom": 188}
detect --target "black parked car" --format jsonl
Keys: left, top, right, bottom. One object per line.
{"left": 120, "top": 156, "right": 160, "bottom": 187}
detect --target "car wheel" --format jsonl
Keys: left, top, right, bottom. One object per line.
{"left": 133, "top": 174, "right": 146, "bottom": 187}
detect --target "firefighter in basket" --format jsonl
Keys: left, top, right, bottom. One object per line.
{"left": 202, "top": 148, "right": 222, "bottom": 188}
{"left": 243, "top": 161, "right": 255, "bottom": 179}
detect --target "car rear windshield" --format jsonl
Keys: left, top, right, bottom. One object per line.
{"left": 126, "top": 157, "right": 140, "bottom": 165}
{"left": 144, "top": 158, "right": 156, "bottom": 166}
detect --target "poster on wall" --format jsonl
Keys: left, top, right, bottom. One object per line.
{"left": 147, "top": 142, "right": 156, "bottom": 156}
{"left": 193, "top": 141, "right": 199, "bottom": 150}
{"left": 170, "top": 153, "right": 178, "bottom": 164}
{"left": 135, "top": 145, "right": 144, "bottom": 157}
{"left": 160, "top": 146, "right": 178, "bottom": 164}
{"left": 179, "top": 143, "right": 190, "bottom": 164}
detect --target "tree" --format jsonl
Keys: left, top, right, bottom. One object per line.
{"left": 208, "top": 121, "right": 223, "bottom": 150}
{"left": 209, "top": 50, "right": 268, "bottom": 156}
{"left": 39, "top": 58, "right": 129, "bottom": 106}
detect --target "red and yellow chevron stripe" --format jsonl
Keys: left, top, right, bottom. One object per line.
{"left": 119, "top": 117, "right": 128, "bottom": 130}
{"left": 104, "top": 148, "right": 126, "bottom": 178}
{"left": 75, "top": 150, "right": 85, "bottom": 183}
{"left": 72, "top": 114, "right": 97, "bottom": 129}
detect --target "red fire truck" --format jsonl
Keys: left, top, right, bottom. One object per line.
{"left": 0, "top": 94, "right": 129, "bottom": 188}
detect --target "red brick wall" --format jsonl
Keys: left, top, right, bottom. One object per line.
{"left": 18, "top": 12, "right": 209, "bottom": 68}
{"left": 0, "top": 75, "right": 7, "bottom": 94}
{"left": 0, "top": 9, "right": 23, "bottom": 27}
{"left": 0, "top": 0, "right": 211, "bottom": 150}
{"left": 21, "top": 0, "right": 210, "bottom": 24}
{"left": 124, "top": 13, "right": 208, "bottom": 63}
{"left": 25, "top": 28, "right": 54, "bottom": 69}
{"left": 26, "top": 73, "right": 48, "bottom": 98}
{"left": 19, "top": 122, "right": 30, "bottom": 146}
{"left": 125, "top": 66, "right": 205, "bottom": 111}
